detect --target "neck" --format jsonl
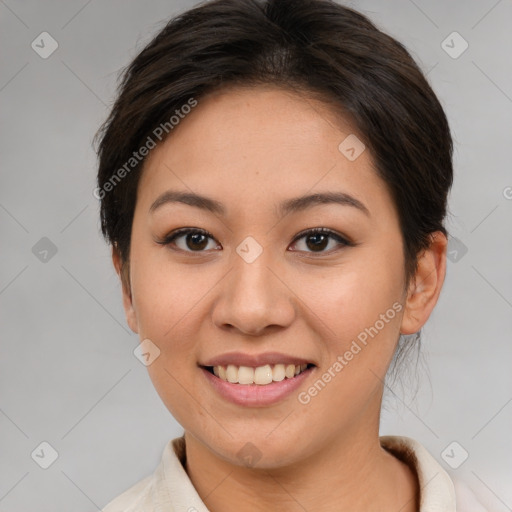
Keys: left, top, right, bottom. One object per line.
{"left": 183, "top": 421, "right": 419, "bottom": 512}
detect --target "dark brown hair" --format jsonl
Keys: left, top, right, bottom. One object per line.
{"left": 95, "top": 0, "right": 453, "bottom": 381}
{"left": 96, "top": 0, "right": 452, "bottom": 282}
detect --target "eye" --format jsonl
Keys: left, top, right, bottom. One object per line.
{"left": 156, "top": 228, "right": 220, "bottom": 252}
{"left": 289, "top": 228, "right": 352, "bottom": 254}
{"left": 156, "top": 227, "right": 352, "bottom": 254}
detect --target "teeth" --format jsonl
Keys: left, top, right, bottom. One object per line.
{"left": 226, "top": 364, "right": 238, "bottom": 383}
{"left": 238, "top": 366, "right": 254, "bottom": 385}
{"left": 254, "top": 364, "right": 273, "bottom": 385}
{"left": 273, "top": 364, "right": 285, "bottom": 382}
{"left": 211, "top": 363, "right": 310, "bottom": 385}
{"left": 285, "top": 364, "right": 296, "bottom": 378}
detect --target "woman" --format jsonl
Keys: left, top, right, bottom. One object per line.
{"left": 96, "top": 0, "right": 473, "bottom": 510}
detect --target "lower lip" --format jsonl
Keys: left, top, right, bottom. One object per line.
{"left": 200, "top": 367, "right": 314, "bottom": 407}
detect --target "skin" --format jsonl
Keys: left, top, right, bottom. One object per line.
{"left": 112, "top": 85, "right": 447, "bottom": 512}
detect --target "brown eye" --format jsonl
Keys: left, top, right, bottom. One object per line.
{"left": 290, "top": 228, "right": 351, "bottom": 254}
{"left": 184, "top": 232, "right": 209, "bottom": 251}
{"left": 305, "top": 232, "right": 329, "bottom": 251}
{"left": 157, "top": 228, "right": 220, "bottom": 252}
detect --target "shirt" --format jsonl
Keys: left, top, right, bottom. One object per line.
{"left": 101, "top": 435, "right": 484, "bottom": 512}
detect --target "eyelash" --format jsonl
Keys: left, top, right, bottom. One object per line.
{"left": 155, "top": 227, "right": 353, "bottom": 255}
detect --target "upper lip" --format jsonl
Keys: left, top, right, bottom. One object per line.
{"left": 201, "top": 351, "right": 316, "bottom": 368}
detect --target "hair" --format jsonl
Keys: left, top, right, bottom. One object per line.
{"left": 95, "top": 0, "right": 453, "bottom": 386}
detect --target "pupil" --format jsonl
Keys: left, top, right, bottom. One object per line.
{"left": 307, "top": 233, "right": 328, "bottom": 251}
{"left": 188, "top": 233, "right": 208, "bottom": 250}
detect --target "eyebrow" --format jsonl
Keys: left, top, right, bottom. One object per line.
{"left": 149, "top": 190, "right": 370, "bottom": 217}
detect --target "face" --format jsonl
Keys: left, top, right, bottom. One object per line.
{"left": 115, "top": 85, "right": 434, "bottom": 468}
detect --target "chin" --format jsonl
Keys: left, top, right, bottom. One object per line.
{"left": 214, "top": 431, "right": 308, "bottom": 470}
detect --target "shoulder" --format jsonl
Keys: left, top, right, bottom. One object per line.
{"left": 101, "top": 472, "right": 154, "bottom": 512}
{"left": 100, "top": 436, "right": 209, "bottom": 512}
{"left": 100, "top": 439, "right": 173, "bottom": 512}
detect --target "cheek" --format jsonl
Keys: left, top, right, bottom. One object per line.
{"left": 130, "top": 246, "right": 204, "bottom": 339}
{"left": 297, "top": 265, "right": 404, "bottom": 423}
{"left": 300, "top": 257, "right": 403, "bottom": 345}
{"left": 129, "top": 252, "right": 206, "bottom": 425}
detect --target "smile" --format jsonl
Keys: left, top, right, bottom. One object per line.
{"left": 200, "top": 362, "right": 316, "bottom": 407}
{"left": 206, "top": 363, "right": 313, "bottom": 385}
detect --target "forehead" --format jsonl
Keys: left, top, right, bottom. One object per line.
{"left": 137, "top": 85, "right": 395, "bottom": 222}
{"left": 150, "top": 84, "right": 358, "bottom": 160}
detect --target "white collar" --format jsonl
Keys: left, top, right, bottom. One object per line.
{"left": 380, "top": 435, "right": 456, "bottom": 512}
{"left": 102, "top": 435, "right": 458, "bottom": 512}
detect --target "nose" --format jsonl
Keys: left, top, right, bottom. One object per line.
{"left": 211, "top": 247, "right": 296, "bottom": 336}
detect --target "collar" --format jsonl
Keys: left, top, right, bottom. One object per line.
{"left": 103, "top": 435, "right": 457, "bottom": 512}
{"left": 380, "top": 435, "right": 456, "bottom": 512}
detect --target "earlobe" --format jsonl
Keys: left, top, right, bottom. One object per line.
{"left": 400, "top": 231, "right": 447, "bottom": 335}
{"left": 112, "top": 246, "right": 139, "bottom": 334}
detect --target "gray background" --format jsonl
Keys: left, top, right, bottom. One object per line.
{"left": 1, "top": 0, "right": 511, "bottom": 510}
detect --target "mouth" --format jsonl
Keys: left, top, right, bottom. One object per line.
{"left": 201, "top": 363, "right": 316, "bottom": 386}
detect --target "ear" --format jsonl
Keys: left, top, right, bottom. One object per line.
{"left": 112, "top": 246, "right": 139, "bottom": 334}
{"left": 400, "top": 231, "right": 447, "bottom": 335}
